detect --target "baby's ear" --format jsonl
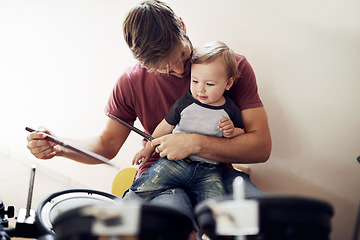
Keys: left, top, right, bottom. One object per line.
{"left": 226, "top": 77, "right": 235, "bottom": 90}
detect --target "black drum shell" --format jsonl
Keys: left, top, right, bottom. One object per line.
{"left": 195, "top": 195, "right": 334, "bottom": 240}
{"left": 52, "top": 203, "right": 194, "bottom": 240}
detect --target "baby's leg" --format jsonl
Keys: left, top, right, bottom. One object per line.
{"left": 130, "top": 158, "right": 192, "bottom": 200}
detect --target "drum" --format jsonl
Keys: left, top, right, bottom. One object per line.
{"left": 35, "top": 189, "right": 120, "bottom": 236}
{"left": 195, "top": 195, "right": 334, "bottom": 240}
{"left": 52, "top": 202, "right": 194, "bottom": 240}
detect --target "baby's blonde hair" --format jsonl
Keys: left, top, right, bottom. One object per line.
{"left": 191, "top": 41, "right": 240, "bottom": 79}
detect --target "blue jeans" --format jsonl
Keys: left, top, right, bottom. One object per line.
{"left": 222, "top": 168, "right": 264, "bottom": 198}
{"left": 123, "top": 165, "right": 263, "bottom": 240}
{"left": 129, "top": 158, "right": 226, "bottom": 205}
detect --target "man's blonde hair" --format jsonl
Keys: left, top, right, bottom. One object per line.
{"left": 123, "top": 0, "right": 185, "bottom": 71}
{"left": 191, "top": 41, "right": 240, "bottom": 79}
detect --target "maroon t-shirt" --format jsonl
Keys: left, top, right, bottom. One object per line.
{"left": 105, "top": 54, "right": 263, "bottom": 177}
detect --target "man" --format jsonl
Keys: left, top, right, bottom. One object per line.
{"left": 27, "top": 0, "right": 271, "bottom": 238}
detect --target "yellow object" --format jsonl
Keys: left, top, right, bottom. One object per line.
{"left": 232, "top": 164, "right": 251, "bottom": 174}
{"left": 112, "top": 167, "right": 137, "bottom": 197}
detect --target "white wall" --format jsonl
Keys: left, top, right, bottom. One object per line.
{"left": 1, "top": 0, "right": 359, "bottom": 239}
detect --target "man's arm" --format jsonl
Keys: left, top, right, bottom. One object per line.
{"left": 27, "top": 118, "right": 132, "bottom": 164}
{"left": 151, "top": 107, "right": 271, "bottom": 164}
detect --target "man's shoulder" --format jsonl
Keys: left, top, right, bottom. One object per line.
{"left": 122, "top": 63, "right": 148, "bottom": 78}
{"left": 116, "top": 63, "right": 158, "bottom": 87}
{"left": 235, "top": 54, "right": 250, "bottom": 67}
{"left": 235, "top": 53, "right": 246, "bottom": 61}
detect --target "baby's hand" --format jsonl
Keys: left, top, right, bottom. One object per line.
{"left": 219, "top": 117, "right": 245, "bottom": 138}
{"left": 219, "top": 117, "right": 235, "bottom": 138}
{"left": 132, "top": 147, "right": 153, "bottom": 165}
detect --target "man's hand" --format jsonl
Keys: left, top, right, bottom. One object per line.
{"left": 151, "top": 107, "right": 271, "bottom": 164}
{"left": 26, "top": 128, "right": 62, "bottom": 160}
{"left": 151, "top": 133, "right": 199, "bottom": 160}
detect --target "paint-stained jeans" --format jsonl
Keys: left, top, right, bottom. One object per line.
{"left": 123, "top": 165, "right": 264, "bottom": 240}
{"left": 129, "top": 158, "right": 226, "bottom": 205}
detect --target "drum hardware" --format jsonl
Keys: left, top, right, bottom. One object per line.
{"left": 354, "top": 200, "right": 360, "bottom": 240}
{"left": 52, "top": 201, "right": 142, "bottom": 240}
{"left": 0, "top": 164, "right": 121, "bottom": 239}
{"left": 195, "top": 177, "right": 334, "bottom": 240}
{"left": 26, "top": 165, "right": 36, "bottom": 218}
{"left": 352, "top": 156, "right": 360, "bottom": 240}
{"left": 13, "top": 165, "right": 42, "bottom": 238}
{"left": 80, "top": 202, "right": 142, "bottom": 236}
{"left": 14, "top": 207, "right": 41, "bottom": 239}
{"left": 0, "top": 200, "right": 15, "bottom": 240}
{"left": 0, "top": 165, "right": 41, "bottom": 239}
{"left": 52, "top": 201, "right": 194, "bottom": 240}
{"left": 11, "top": 165, "right": 42, "bottom": 238}
{"left": 0, "top": 200, "right": 15, "bottom": 228}
{"left": 196, "top": 177, "right": 259, "bottom": 240}
{"left": 0, "top": 226, "right": 11, "bottom": 240}
{"left": 37, "top": 234, "right": 55, "bottom": 240}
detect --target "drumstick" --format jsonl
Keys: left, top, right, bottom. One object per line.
{"left": 107, "top": 113, "right": 154, "bottom": 141}
{"left": 25, "top": 127, "right": 117, "bottom": 168}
